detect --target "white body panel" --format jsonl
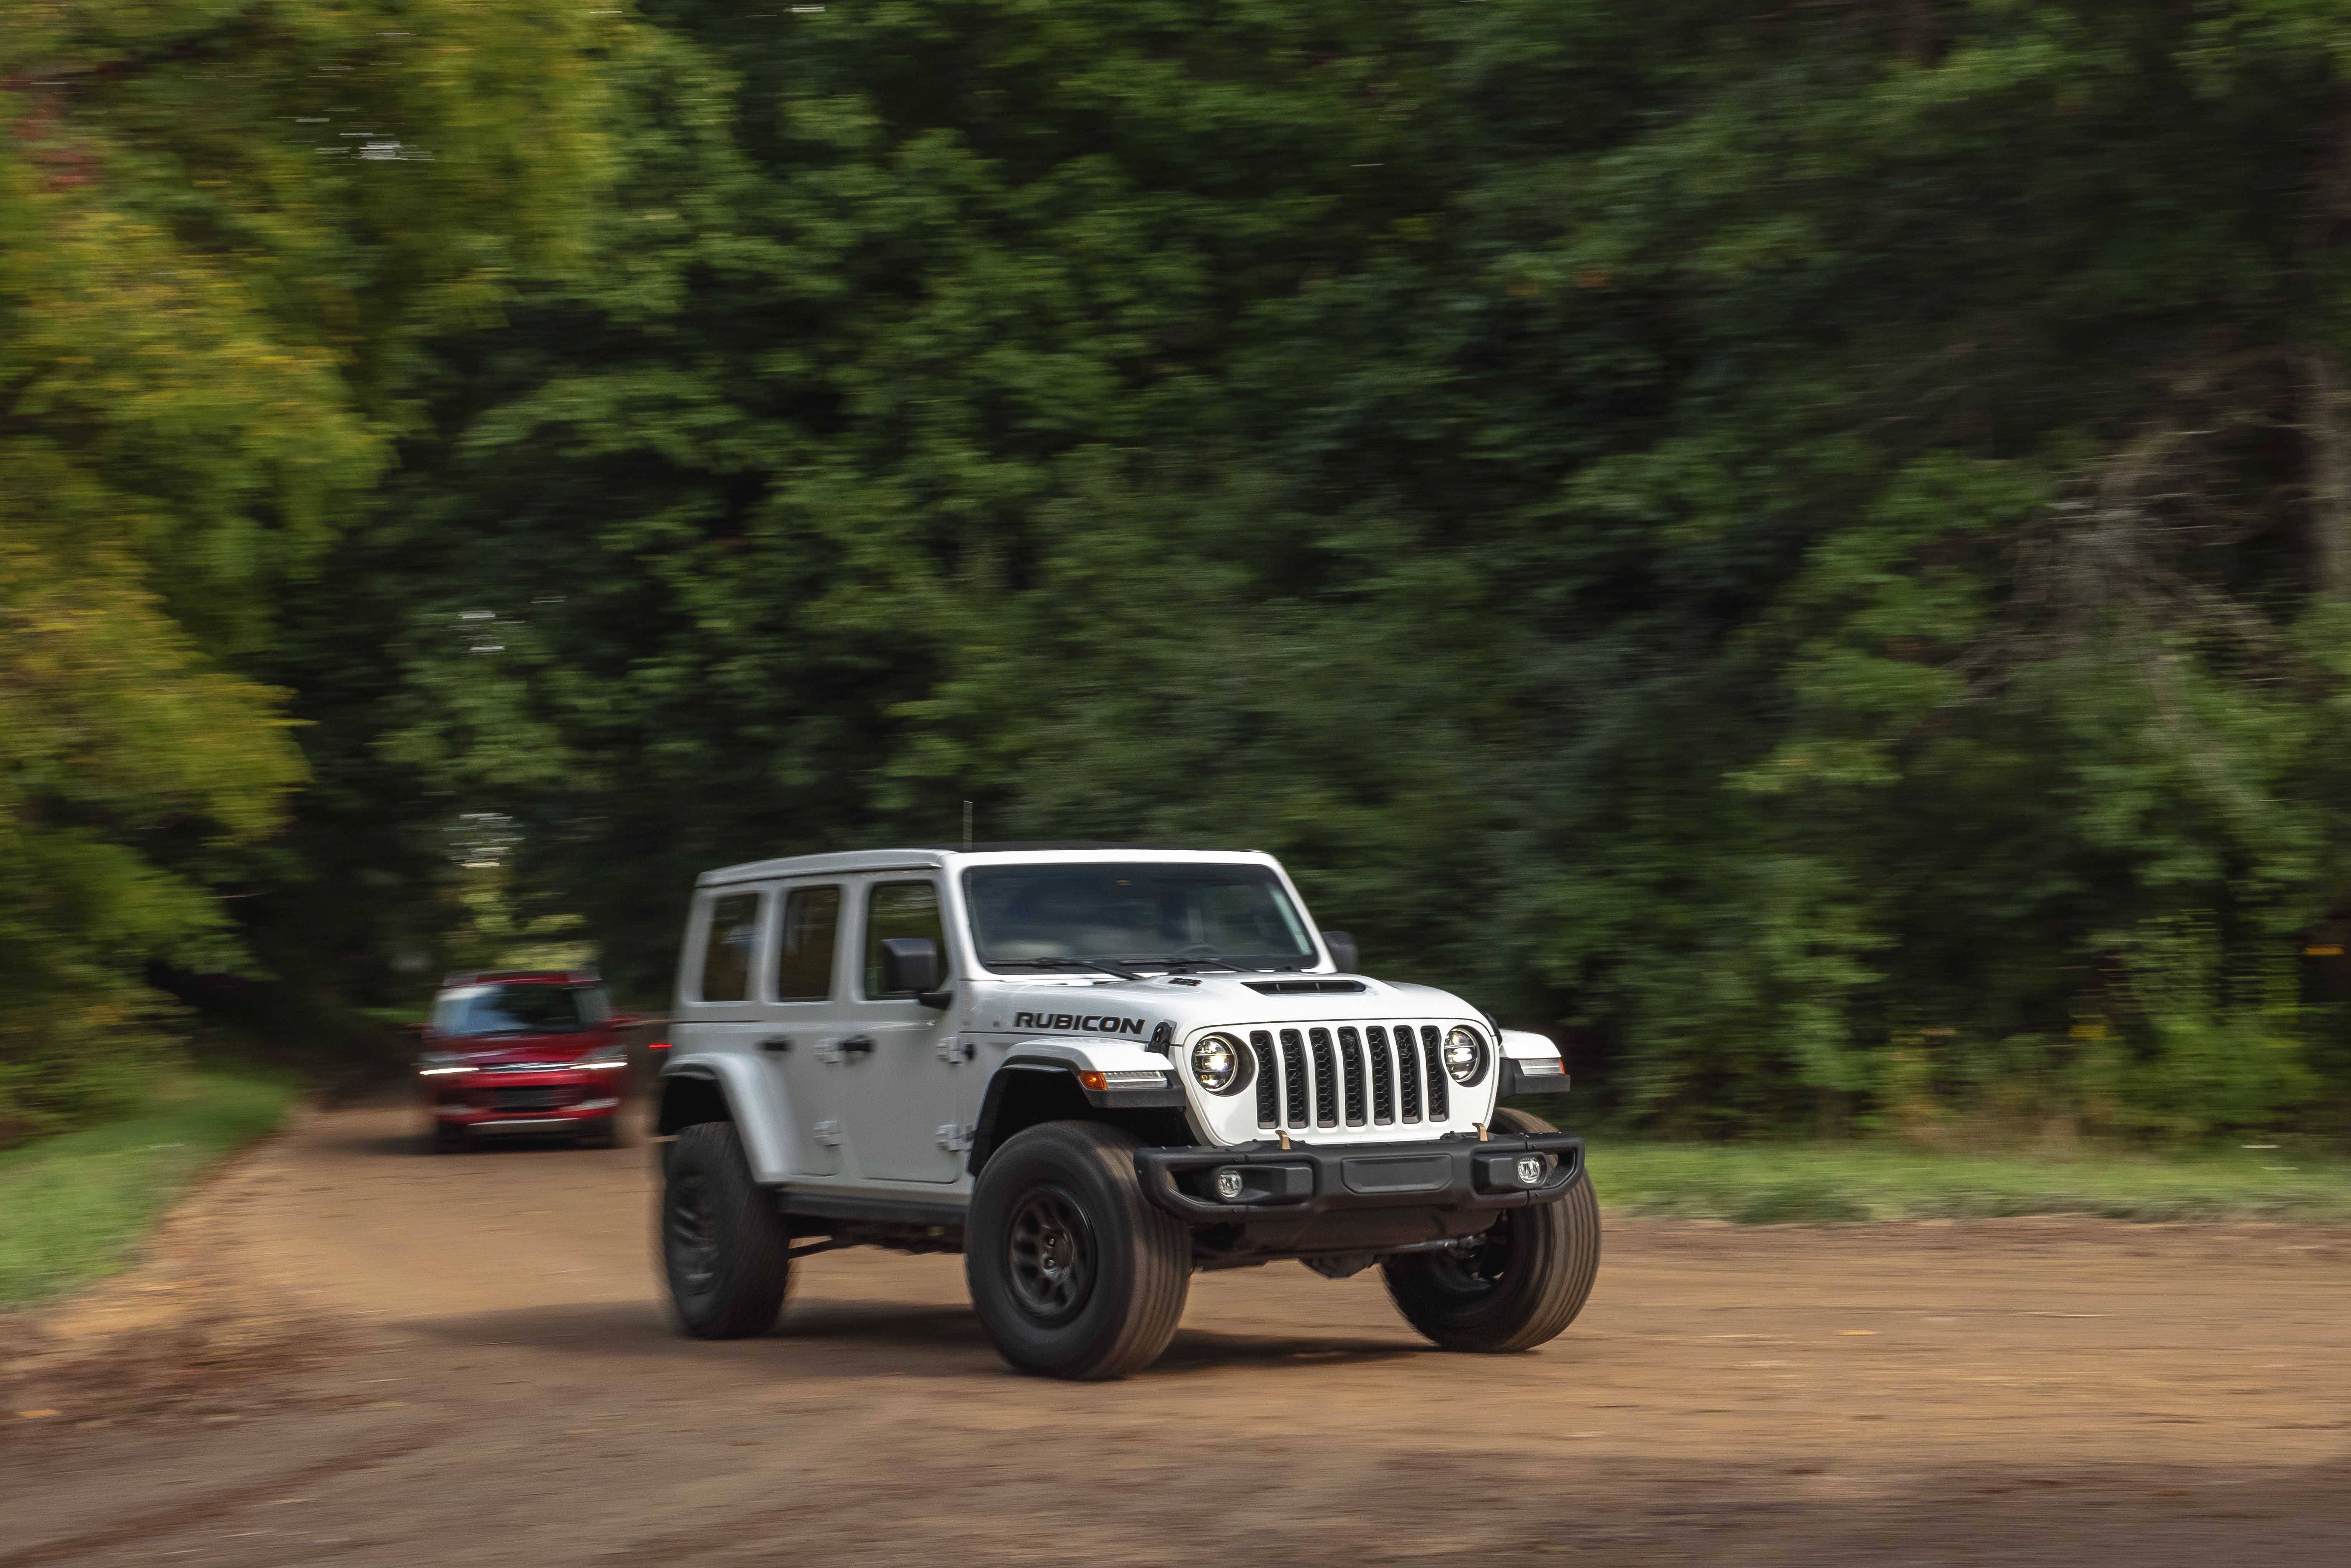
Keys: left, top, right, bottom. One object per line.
{"left": 662, "top": 847, "right": 1557, "bottom": 1198}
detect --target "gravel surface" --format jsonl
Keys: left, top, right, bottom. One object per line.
{"left": 5, "top": 1102, "right": 2349, "bottom": 1565}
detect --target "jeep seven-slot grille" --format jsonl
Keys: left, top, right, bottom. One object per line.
{"left": 1247, "top": 1022, "right": 1458, "bottom": 1132}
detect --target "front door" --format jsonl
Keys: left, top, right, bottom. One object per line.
{"left": 838, "top": 876, "right": 960, "bottom": 1182}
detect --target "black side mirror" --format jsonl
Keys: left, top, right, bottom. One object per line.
{"left": 880, "top": 937, "right": 944, "bottom": 998}
{"left": 1320, "top": 930, "right": 1359, "bottom": 974}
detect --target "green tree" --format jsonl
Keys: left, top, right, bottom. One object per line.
{"left": 0, "top": 0, "right": 617, "bottom": 1134}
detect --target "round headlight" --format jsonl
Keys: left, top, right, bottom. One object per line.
{"left": 1191, "top": 1033, "right": 1246, "bottom": 1095}
{"left": 1442, "top": 1026, "right": 1486, "bottom": 1085}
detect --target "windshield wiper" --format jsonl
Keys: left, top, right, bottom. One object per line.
{"left": 1137, "top": 956, "right": 1248, "bottom": 974}
{"left": 989, "top": 956, "right": 1147, "bottom": 981}
{"left": 983, "top": 959, "right": 1147, "bottom": 983}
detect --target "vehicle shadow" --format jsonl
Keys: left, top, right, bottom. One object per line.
{"left": 402, "top": 1299, "right": 1424, "bottom": 1378}
{"left": 324, "top": 1129, "right": 615, "bottom": 1159}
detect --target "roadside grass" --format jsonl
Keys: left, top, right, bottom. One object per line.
{"left": 1579, "top": 1138, "right": 2351, "bottom": 1224}
{"left": 0, "top": 1071, "right": 294, "bottom": 1308}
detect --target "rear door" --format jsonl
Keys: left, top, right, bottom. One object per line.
{"left": 836, "top": 875, "right": 960, "bottom": 1182}
{"left": 752, "top": 880, "right": 848, "bottom": 1176}
{"left": 677, "top": 885, "right": 769, "bottom": 1150}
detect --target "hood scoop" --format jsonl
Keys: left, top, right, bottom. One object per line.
{"left": 1241, "top": 978, "right": 1366, "bottom": 995}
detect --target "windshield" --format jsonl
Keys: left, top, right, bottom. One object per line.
{"left": 432, "top": 982, "right": 609, "bottom": 1037}
{"left": 963, "top": 862, "right": 1316, "bottom": 973}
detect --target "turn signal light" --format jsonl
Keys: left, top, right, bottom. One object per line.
{"left": 648, "top": 1040, "right": 671, "bottom": 1052}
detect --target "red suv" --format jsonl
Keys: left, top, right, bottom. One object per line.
{"left": 417, "top": 969, "right": 639, "bottom": 1151}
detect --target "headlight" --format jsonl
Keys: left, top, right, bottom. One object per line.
{"left": 1190, "top": 1033, "right": 1248, "bottom": 1095}
{"left": 418, "top": 1055, "right": 476, "bottom": 1077}
{"left": 1442, "top": 1026, "right": 1486, "bottom": 1085}
{"left": 572, "top": 1041, "right": 629, "bottom": 1070}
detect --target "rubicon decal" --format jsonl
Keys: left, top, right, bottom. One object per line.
{"left": 1014, "top": 1011, "right": 1148, "bottom": 1036}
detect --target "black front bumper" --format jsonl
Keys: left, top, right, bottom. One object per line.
{"left": 1135, "top": 1131, "right": 1585, "bottom": 1222}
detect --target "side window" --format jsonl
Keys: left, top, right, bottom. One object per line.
{"left": 698, "top": 892, "right": 762, "bottom": 1002}
{"left": 772, "top": 885, "right": 842, "bottom": 1002}
{"left": 862, "top": 880, "right": 944, "bottom": 998}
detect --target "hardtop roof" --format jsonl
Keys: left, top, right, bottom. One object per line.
{"left": 696, "top": 843, "right": 1277, "bottom": 887}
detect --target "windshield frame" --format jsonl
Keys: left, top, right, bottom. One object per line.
{"left": 960, "top": 859, "right": 1320, "bottom": 976}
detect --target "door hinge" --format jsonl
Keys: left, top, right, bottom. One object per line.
{"left": 811, "top": 1119, "right": 845, "bottom": 1148}
{"left": 935, "top": 1123, "right": 974, "bottom": 1152}
{"left": 937, "top": 1037, "right": 974, "bottom": 1064}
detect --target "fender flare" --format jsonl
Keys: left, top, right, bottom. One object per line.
{"left": 968, "top": 1052, "right": 1189, "bottom": 1175}
{"left": 655, "top": 1055, "right": 795, "bottom": 1182}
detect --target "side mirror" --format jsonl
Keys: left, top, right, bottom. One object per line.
{"left": 1320, "top": 930, "right": 1359, "bottom": 974}
{"left": 880, "top": 937, "right": 943, "bottom": 997}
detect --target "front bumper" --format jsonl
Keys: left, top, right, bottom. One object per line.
{"left": 431, "top": 1079, "right": 620, "bottom": 1133}
{"left": 1135, "top": 1130, "right": 1584, "bottom": 1222}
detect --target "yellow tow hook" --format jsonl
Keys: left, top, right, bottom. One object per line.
{"left": 1475, "top": 1121, "right": 1489, "bottom": 1142}
{"left": 1277, "top": 1128, "right": 1292, "bottom": 1151}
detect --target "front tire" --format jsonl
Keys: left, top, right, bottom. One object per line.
{"left": 965, "top": 1121, "right": 1191, "bottom": 1380}
{"left": 661, "top": 1121, "right": 791, "bottom": 1339}
{"left": 1381, "top": 1106, "right": 1600, "bottom": 1353}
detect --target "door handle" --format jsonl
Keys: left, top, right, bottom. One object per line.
{"left": 840, "top": 1035, "right": 877, "bottom": 1056}
{"left": 759, "top": 1035, "right": 793, "bottom": 1053}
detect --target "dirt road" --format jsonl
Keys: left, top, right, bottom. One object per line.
{"left": 6, "top": 1103, "right": 2350, "bottom": 1566}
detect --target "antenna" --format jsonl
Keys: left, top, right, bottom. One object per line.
{"left": 962, "top": 800, "right": 973, "bottom": 854}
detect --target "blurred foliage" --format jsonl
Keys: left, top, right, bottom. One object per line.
{"left": 0, "top": 0, "right": 616, "bottom": 1138}
{"left": 28, "top": 0, "right": 2351, "bottom": 1142}
{"left": 0, "top": 1068, "right": 290, "bottom": 1304}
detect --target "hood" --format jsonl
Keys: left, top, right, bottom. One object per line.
{"left": 965, "top": 971, "right": 1484, "bottom": 1044}
{"left": 433, "top": 1034, "right": 602, "bottom": 1067}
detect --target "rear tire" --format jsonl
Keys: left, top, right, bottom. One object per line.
{"left": 1381, "top": 1106, "right": 1600, "bottom": 1353}
{"left": 966, "top": 1120, "right": 1191, "bottom": 1380}
{"left": 661, "top": 1121, "right": 791, "bottom": 1339}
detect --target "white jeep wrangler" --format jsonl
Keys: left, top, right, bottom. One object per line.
{"left": 652, "top": 843, "right": 1599, "bottom": 1379}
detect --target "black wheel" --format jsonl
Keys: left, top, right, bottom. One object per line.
{"left": 966, "top": 1120, "right": 1191, "bottom": 1380}
{"left": 1381, "top": 1106, "right": 1600, "bottom": 1353}
{"left": 660, "top": 1121, "right": 791, "bottom": 1339}
{"left": 426, "top": 1119, "right": 468, "bottom": 1154}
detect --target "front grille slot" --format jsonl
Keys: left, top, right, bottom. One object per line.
{"left": 1336, "top": 1027, "right": 1367, "bottom": 1125}
{"left": 1366, "top": 1026, "right": 1396, "bottom": 1123}
{"left": 1396, "top": 1026, "right": 1424, "bottom": 1121}
{"left": 1307, "top": 1028, "right": 1339, "bottom": 1127}
{"left": 1419, "top": 1026, "right": 1449, "bottom": 1122}
{"left": 493, "top": 1087, "right": 562, "bottom": 1113}
{"left": 1250, "top": 1030, "right": 1279, "bottom": 1127}
{"left": 1278, "top": 1029, "right": 1309, "bottom": 1126}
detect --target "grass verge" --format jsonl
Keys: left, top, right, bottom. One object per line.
{"left": 1579, "top": 1138, "right": 2351, "bottom": 1224}
{"left": 0, "top": 1071, "right": 294, "bottom": 1308}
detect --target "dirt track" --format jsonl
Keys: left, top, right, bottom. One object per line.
{"left": 6, "top": 1103, "right": 2351, "bottom": 1566}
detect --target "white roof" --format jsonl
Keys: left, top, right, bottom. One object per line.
{"left": 696, "top": 843, "right": 1278, "bottom": 888}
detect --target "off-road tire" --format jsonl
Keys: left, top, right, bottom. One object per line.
{"left": 661, "top": 1120, "right": 791, "bottom": 1339}
{"left": 965, "top": 1120, "right": 1191, "bottom": 1380}
{"left": 1381, "top": 1106, "right": 1600, "bottom": 1353}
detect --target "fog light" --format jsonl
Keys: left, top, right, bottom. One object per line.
{"left": 1214, "top": 1168, "right": 1246, "bottom": 1201}
{"left": 1515, "top": 1154, "right": 1546, "bottom": 1187}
